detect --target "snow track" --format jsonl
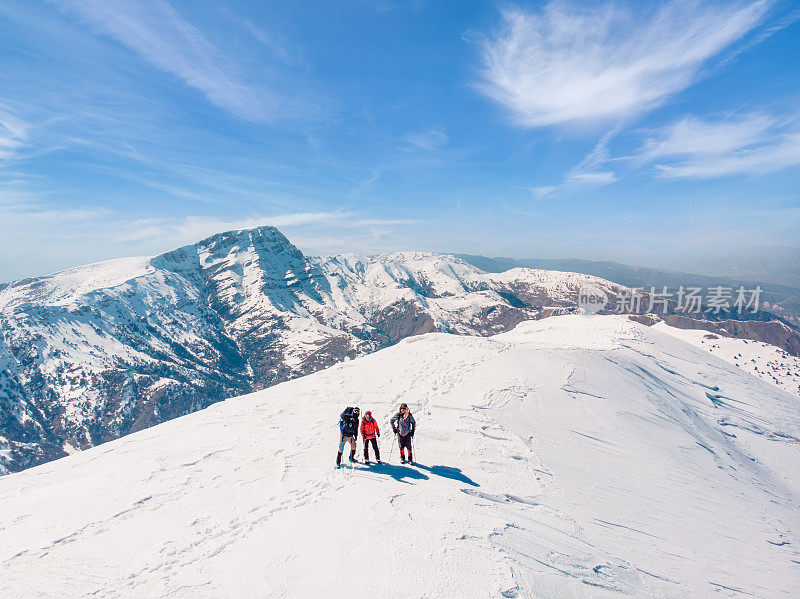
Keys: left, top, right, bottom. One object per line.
{"left": 0, "top": 315, "right": 798, "bottom": 598}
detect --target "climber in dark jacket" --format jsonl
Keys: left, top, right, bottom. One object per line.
{"left": 390, "top": 403, "right": 416, "bottom": 464}
{"left": 336, "top": 407, "right": 360, "bottom": 468}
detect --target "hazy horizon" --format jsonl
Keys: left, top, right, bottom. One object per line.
{"left": 3, "top": 221, "right": 799, "bottom": 291}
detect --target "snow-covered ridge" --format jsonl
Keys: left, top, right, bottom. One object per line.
{"left": 0, "top": 256, "right": 153, "bottom": 310}
{"left": 1, "top": 316, "right": 797, "bottom": 597}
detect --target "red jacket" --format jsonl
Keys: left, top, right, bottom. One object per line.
{"left": 360, "top": 417, "right": 380, "bottom": 440}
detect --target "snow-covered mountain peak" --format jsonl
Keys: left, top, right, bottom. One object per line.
{"left": 193, "top": 226, "right": 303, "bottom": 265}
{"left": 154, "top": 225, "right": 307, "bottom": 280}
{"left": 193, "top": 225, "right": 298, "bottom": 255}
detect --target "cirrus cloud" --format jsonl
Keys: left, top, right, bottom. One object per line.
{"left": 50, "top": 0, "right": 278, "bottom": 122}
{"left": 478, "top": 0, "right": 771, "bottom": 128}
{"left": 644, "top": 113, "right": 800, "bottom": 178}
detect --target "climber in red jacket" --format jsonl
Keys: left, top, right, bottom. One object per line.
{"left": 360, "top": 411, "right": 381, "bottom": 464}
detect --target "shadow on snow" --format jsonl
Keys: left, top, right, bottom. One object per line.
{"left": 414, "top": 464, "right": 480, "bottom": 487}
{"left": 366, "top": 462, "right": 480, "bottom": 487}
{"left": 366, "top": 462, "right": 428, "bottom": 484}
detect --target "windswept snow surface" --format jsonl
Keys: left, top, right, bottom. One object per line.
{"left": 654, "top": 322, "right": 800, "bottom": 398}
{"left": 1, "top": 316, "right": 798, "bottom": 598}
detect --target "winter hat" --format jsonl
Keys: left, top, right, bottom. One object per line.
{"left": 365, "top": 411, "right": 372, "bottom": 417}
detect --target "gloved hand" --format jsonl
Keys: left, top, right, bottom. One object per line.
{"left": 377, "top": 433, "right": 381, "bottom": 437}
{"left": 392, "top": 428, "right": 398, "bottom": 434}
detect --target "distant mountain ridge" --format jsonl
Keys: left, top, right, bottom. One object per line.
{"left": 457, "top": 254, "right": 800, "bottom": 325}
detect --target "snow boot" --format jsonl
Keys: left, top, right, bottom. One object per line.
{"left": 349, "top": 449, "right": 358, "bottom": 463}
{"left": 336, "top": 451, "right": 343, "bottom": 468}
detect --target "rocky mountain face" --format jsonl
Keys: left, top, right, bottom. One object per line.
{"left": 1, "top": 225, "right": 797, "bottom": 475}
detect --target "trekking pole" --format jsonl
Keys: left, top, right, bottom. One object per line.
{"left": 389, "top": 433, "right": 397, "bottom": 463}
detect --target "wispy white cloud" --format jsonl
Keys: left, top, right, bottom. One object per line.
{"left": 51, "top": 0, "right": 276, "bottom": 122}
{"left": 0, "top": 108, "right": 28, "bottom": 162}
{"left": 565, "top": 170, "right": 618, "bottom": 186}
{"left": 639, "top": 114, "right": 775, "bottom": 160}
{"left": 348, "top": 218, "right": 420, "bottom": 227}
{"left": 478, "top": 1, "right": 770, "bottom": 127}
{"left": 222, "top": 9, "right": 300, "bottom": 67}
{"left": 534, "top": 128, "right": 620, "bottom": 197}
{"left": 640, "top": 113, "right": 800, "bottom": 178}
{"left": 718, "top": 6, "right": 800, "bottom": 67}
{"left": 530, "top": 186, "right": 556, "bottom": 198}
{"left": 402, "top": 129, "right": 449, "bottom": 152}
{"left": 115, "top": 212, "right": 349, "bottom": 245}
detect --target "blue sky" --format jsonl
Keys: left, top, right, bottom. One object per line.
{"left": 0, "top": 0, "right": 799, "bottom": 282}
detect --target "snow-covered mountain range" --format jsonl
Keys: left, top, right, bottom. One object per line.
{"left": 1, "top": 316, "right": 797, "bottom": 597}
{"left": 1, "top": 225, "right": 798, "bottom": 475}
{"left": 0, "top": 227, "right": 622, "bottom": 474}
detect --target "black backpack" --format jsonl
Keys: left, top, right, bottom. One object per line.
{"left": 340, "top": 407, "right": 359, "bottom": 436}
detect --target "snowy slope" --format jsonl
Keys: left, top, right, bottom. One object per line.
{"left": 655, "top": 322, "right": 800, "bottom": 397}
{"left": 1, "top": 316, "right": 798, "bottom": 598}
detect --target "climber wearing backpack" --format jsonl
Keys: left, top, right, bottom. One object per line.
{"left": 336, "top": 406, "right": 360, "bottom": 468}
{"left": 360, "top": 411, "right": 381, "bottom": 464}
{"left": 390, "top": 403, "right": 416, "bottom": 464}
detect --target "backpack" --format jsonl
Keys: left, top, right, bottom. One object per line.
{"left": 340, "top": 407, "right": 359, "bottom": 436}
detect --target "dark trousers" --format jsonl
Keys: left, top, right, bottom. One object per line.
{"left": 398, "top": 434, "right": 412, "bottom": 460}
{"left": 364, "top": 437, "right": 380, "bottom": 461}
